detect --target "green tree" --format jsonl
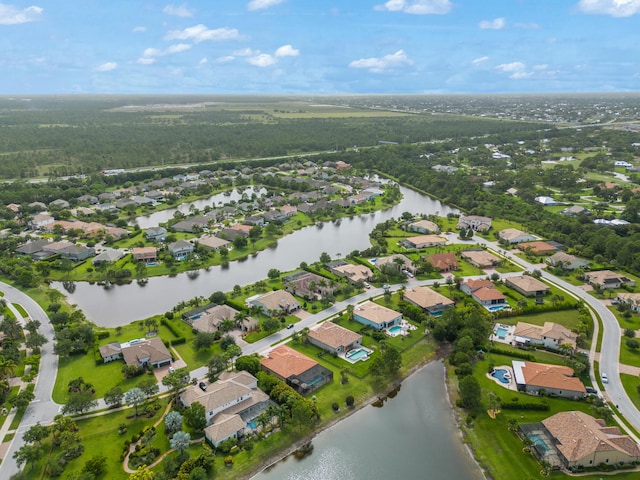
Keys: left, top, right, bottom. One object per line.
{"left": 207, "top": 353, "right": 228, "bottom": 382}
{"left": 165, "top": 411, "right": 183, "bottom": 434}
{"left": 193, "top": 331, "right": 216, "bottom": 351}
{"left": 124, "top": 387, "right": 146, "bottom": 417}
{"left": 458, "top": 376, "right": 481, "bottom": 409}
{"left": 234, "top": 355, "right": 261, "bottom": 375}
{"left": 22, "top": 423, "right": 50, "bottom": 445}
{"left": 162, "top": 367, "right": 190, "bottom": 405}
{"left": 184, "top": 402, "right": 206, "bottom": 432}
{"left": 62, "top": 390, "right": 98, "bottom": 415}
{"left": 267, "top": 268, "right": 281, "bottom": 279}
{"left": 319, "top": 251, "right": 331, "bottom": 264}
{"left": 13, "top": 443, "right": 42, "bottom": 470}
{"left": 83, "top": 454, "right": 107, "bottom": 476}
{"left": 138, "top": 378, "right": 159, "bottom": 399}
{"left": 170, "top": 430, "right": 191, "bottom": 459}
{"left": 104, "top": 386, "right": 124, "bottom": 408}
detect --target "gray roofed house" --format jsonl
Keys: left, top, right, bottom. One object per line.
{"left": 92, "top": 248, "right": 124, "bottom": 265}
{"left": 120, "top": 337, "right": 172, "bottom": 368}
{"left": 15, "top": 239, "right": 50, "bottom": 257}
{"left": 197, "top": 235, "right": 230, "bottom": 251}
{"left": 545, "top": 252, "right": 588, "bottom": 270}
{"left": 145, "top": 226, "right": 167, "bottom": 242}
{"left": 49, "top": 198, "right": 70, "bottom": 209}
{"left": 248, "top": 290, "right": 301, "bottom": 316}
{"left": 168, "top": 240, "right": 194, "bottom": 260}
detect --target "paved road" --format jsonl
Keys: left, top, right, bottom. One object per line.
{"left": 0, "top": 281, "right": 60, "bottom": 479}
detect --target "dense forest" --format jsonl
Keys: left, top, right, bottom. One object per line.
{"left": 0, "top": 96, "right": 540, "bottom": 179}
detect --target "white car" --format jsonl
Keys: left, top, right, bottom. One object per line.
{"left": 601, "top": 373, "right": 608, "bottom": 384}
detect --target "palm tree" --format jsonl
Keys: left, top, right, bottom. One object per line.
{"left": 346, "top": 304, "right": 355, "bottom": 321}
{"left": 0, "top": 357, "right": 17, "bottom": 379}
{"left": 299, "top": 327, "right": 310, "bottom": 344}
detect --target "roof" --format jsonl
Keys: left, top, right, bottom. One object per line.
{"left": 585, "top": 270, "right": 628, "bottom": 284}
{"left": 461, "top": 249, "right": 500, "bottom": 266}
{"left": 462, "top": 279, "right": 494, "bottom": 291}
{"left": 404, "top": 234, "right": 447, "bottom": 246}
{"left": 331, "top": 263, "right": 373, "bottom": 282}
{"left": 403, "top": 286, "right": 454, "bottom": 310}
{"left": 546, "top": 252, "right": 586, "bottom": 266}
{"left": 499, "top": 228, "right": 531, "bottom": 241}
{"left": 169, "top": 239, "right": 193, "bottom": 250}
{"left": 121, "top": 337, "right": 171, "bottom": 366}
{"left": 191, "top": 305, "right": 239, "bottom": 333}
{"left": 354, "top": 301, "right": 401, "bottom": 326}
{"left": 542, "top": 411, "right": 640, "bottom": 462}
{"left": 98, "top": 342, "right": 121, "bottom": 358}
{"left": 408, "top": 219, "right": 439, "bottom": 232}
{"left": 204, "top": 414, "right": 246, "bottom": 443}
{"left": 16, "top": 239, "right": 50, "bottom": 254}
{"left": 425, "top": 252, "right": 458, "bottom": 270}
{"left": 473, "top": 287, "right": 506, "bottom": 301}
{"left": 260, "top": 345, "right": 318, "bottom": 379}
{"left": 308, "top": 321, "right": 362, "bottom": 350}
{"left": 505, "top": 275, "right": 549, "bottom": 293}
{"left": 513, "top": 361, "right": 585, "bottom": 393}
{"left": 517, "top": 241, "right": 557, "bottom": 253}
{"left": 132, "top": 246, "right": 157, "bottom": 256}
{"left": 375, "top": 254, "right": 413, "bottom": 269}
{"left": 254, "top": 290, "right": 299, "bottom": 311}
{"left": 514, "top": 322, "right": 577, "bottom": 348}
{"left": 198, "top": 235, "right": 230, "bottom": 249}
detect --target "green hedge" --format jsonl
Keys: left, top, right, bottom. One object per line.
{"left": 160, "top": 318, "right": 182, "bottom": 338}
{"left": 500, "top": 401, "right": 550, "bottom": 411}
{"left": 488, "top": 346, "right": 535, "bottom": 361}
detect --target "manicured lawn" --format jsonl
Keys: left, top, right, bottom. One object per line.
{"left": 12, "top": 302, "right": 28, "bottom": 317}
{"left": 609, "top": 306, "right": 640, "bottom": 330}
{"left": 619, "top": 338, "right": 640, "bottom": 367}
{"left": 498, "top": 309, "right": 582, "bottom": 331}
{"left": 620, "top": 373, "right": 640, "bottom": 411}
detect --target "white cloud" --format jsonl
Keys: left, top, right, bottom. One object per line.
{"left": 199, "top": 57, "right": 208, "bottom": 64}
{"left": 248, "top": 53, "right": 277, "bottom": 67}
{"left": 132, "top": 26, "right": 146, "bottom": 33}
{"left": 478, "top": 17, "right": 505, "bottom": 30}
{"left": 374, "top": 0, "right": 452, "bottom": 15}
{"left": 165, "top": 43, "right": 191, "bottom": 54}
{"left": 496, "top": 61, "right": 526, "bottom": 73}
{"left": 577, "top": 0, "right": 640, "bottom": 17}
{"left": 496, "top": 61, "right": 533, "bottom": 79}
{"left": 163, "top": 3, "right": 194, "bottom": 17}
{"left": 138, "top": 43, "right": 192, "bottom": 65}
{"left": 0, "top": 3, "right": 43, "bottom": 25}
{"left": 472, "top": 56, "right": 489, "bottom": 65}
{"left": 136, "top": 57, "right": 156, "bottom": 65}
{"left": 217, "top": 55, "right": 235, "bottom": 63}
{"left": 275, "top": 44, "right": 299, "bottom": 57}
{"left": 96, "top": 62, "right": 117, "bottom": 72}
{"left": 233, "top": 48, "right": 258, "bottom": 56}
{"left": 247, "top": 0, "right": 285, "bottom": 11}
{"left": 349, "top": 50, "right": 413, "bottom": 73}
{"left": 165, "top": 24, "right": 240, "bottom": 43}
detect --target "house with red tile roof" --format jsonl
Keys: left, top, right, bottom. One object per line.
{"left": 260, "top": 345, "right": 333, "bottom": 395}
{"left": 512, "top": 361, "right": 585, "bottom": 398}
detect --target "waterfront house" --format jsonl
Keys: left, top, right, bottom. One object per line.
{"left": 456, "top": 215, "right": 492, "bottom": 232}
{"left": 145, "top": 226, "right": 167, "bottom": 242}
{"left": 180, "top": 371, "right": 270, "bottom": 447}
{"left": 99, "top": 337, "right": 172, "bottom": 368}
{"left": 352, "top": 301, "right": 402, "bottom": 331}
{"left": 327, "top": 260, "right": 373, "bottom": 284}
{"left": 407, "top": 219, "right": 440, "bottom": 234}
{"left": 283, "top": 271, "right": 336, "bottom": 300}
{"left": 260, "top": 345, "right": 333, "bottom": 395}
{"left": 400, "top": 234, "right": 448, "bottom": 249}
{"left": 132, "top": 247, "right": 157, "bottom": 264}
{"left": 197, "top": 235, "right": 230, "bottom": 251}
{"left": 247, "top": 290, "right": 301, "bottom": 316}
{"left": 308, "top": 321, "right": 362, "bottom": 355}
{"left": 512, "top": 361, "right": 585, "bottom": 399}
{"left": 168, "top": 240, "right": 194, "bottom": 260}
{"left": 513, "top": 321, "right": 577, "bottom": 350}
{"left": 375, "top": 254, "right": 416, "bottom": 274}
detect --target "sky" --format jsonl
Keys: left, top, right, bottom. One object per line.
{"left": 1, "top": 0, "right": 640, "bottom": 94}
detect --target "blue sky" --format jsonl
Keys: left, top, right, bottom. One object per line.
{"left": 1, "top": 0, "right": 640, "bottom": 94}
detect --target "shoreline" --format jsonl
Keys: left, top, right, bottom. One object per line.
{"left": 239, "top": 343, "right": 448, "bottom": 480}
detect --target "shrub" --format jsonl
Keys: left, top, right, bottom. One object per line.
{"left": 332, "top": 402, "right": 339, "bottom": 412}
{"left": 345, "top": 395, "right": 355, "bottom": 407}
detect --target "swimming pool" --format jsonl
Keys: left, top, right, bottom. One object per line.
{"left": 489, "top": 305, "right": 507, "bottom": 311}
{"left": 346, "top": 348, "right": 370, "bottom": 362}
{"left": 528, "top": 434, "right": 550, "bottom": 453}
{"left": 491, "top": 369, "right": 511, "bottom": 384}
{"left": 389, "top": 325, "right": 403, "bottom": 335}
{"left": 247, "top": 420, "right": 258, "bottom": 430}
{"left": 495, "top": 327, "right": 508, "bottom": 338}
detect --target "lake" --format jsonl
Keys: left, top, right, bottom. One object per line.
{"left": 252, "top": 361, "right": 484, "bottom": 480}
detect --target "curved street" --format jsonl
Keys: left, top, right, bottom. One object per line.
{"left": 1, "top": 234, "right": 639, "bottom": 476}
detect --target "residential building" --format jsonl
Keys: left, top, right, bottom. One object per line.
{"left": 498, "top": 228, "right": 538, "bottom": 244}
{"left": 460, "top": 279, "right": 494, "bottom": 296}
{"left": 132, "top": 247, "right": 157, "bottom": 264}
{"left": 513, "top": 322, "right": 577, "bottom": 350}
{"left": 92, "top": 248, "right": 124, "bottom": 266}
{"left": 375, "top": 254, "right": 416, "bottom": 273}
{"left": 400, "top": 234, "right": 448, "bottom": 249}
{"left": 456, "top": 215, "right": 492, "bottom": 232}
{"left": 99, "top": 337, "right": 172, "bottom": 368}
{"left": 460, "top": 249, "right": 501, "bottom": 268}
{"left": 561, "top": 205, "right": 591, "bottom": 216}
{"left": 187, "top": 304, "right": 238, "bottom": 333}
{"left": 584, "top": 270, "right": 635, "bottom": 290}
{"left": 327, "top": 261, "right": 373, "bottom": 284}
{"left": 15, "top": 239, "right": 50, "bottom": 258}
{"left": 471, "top": 286, "right": 507, "bottom": 308}
{"left": 407, "top": 219, "right": 440, "bottom": 234}
{"left": 424, "top": 252, "right": 458, "bottom": 272}
{"left": 145, "top": 227, "right": 167, "bottom": 242}
{"left": 517, "top": 241, "right": 557, "bottom": 256}
{"left": 616, "top": 292, "right": 640, "bottom": 312}
{"left": 283, "top": 271, "right": 335, "bottom": 300}
{"left": 545, "top": 252, "right": 588, "bottom": 270}
{"left": 168, "top": 240, "right": 194, "bottom": 260}
{"left": 260, "top": 345, "right": 333, "bottom": 395}
{"left": 197, "top": 235, "right": 230, "bottom": 251}
{"left": 512, "top": 361, "right": 585, "bottom": 398}
{"left": 180, "top": 371, "right": 271, "bottom": 447}
{"left": 534, "top": 196, "right": 557, "bottom": 206}
{"left": 538, "top": 411, "right": 640, "bottom": 468}
{"left": 247, "top": 290, "right": 301, "bottom": 316}
{"left": 29, "top": 213, "right": 55, "bottom": 229}
{"left": 505, "top": 275, "right": 550, "bottom": 297}
{"left": 308, "top": 322, "right": 362, "bottom": 355}
{"left": 402, "top": 286, "right": 454, "bottom": 315}
{"left": 352, "top": 301, "right": 402, "bottom": 331}
{"left": 49, "top": 198, "right": 70, "bottom": 209}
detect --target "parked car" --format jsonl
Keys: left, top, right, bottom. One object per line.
{"left": 287, "top": 324, "right": 294, "bottom": 329}
{"left": 601, "top": 373, "right": 608, "bottom": 384}
{"left": 199, "top": 381, "right": 207, "bottom": 391}
{"left": 168, "top": 366, "right": 175, "bottom": 373}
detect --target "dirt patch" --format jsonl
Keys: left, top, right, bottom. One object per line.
{"left": 487, "top": 409, "right": 500, "bottom": 419}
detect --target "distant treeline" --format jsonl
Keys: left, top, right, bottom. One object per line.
{"left": 0, "top": 99, "right": 539, "bottom": 179}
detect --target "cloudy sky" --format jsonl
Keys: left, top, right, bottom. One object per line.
{"left": 1, "top": 0, "right": 640, "bottom": 94}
